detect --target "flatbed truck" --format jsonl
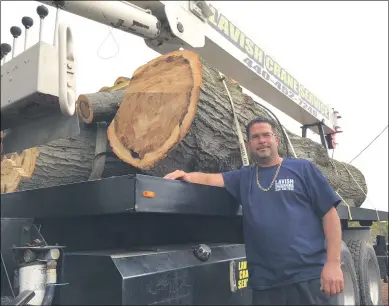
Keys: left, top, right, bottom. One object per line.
{"left": 1, "top": 1, "right": 387, "bottom": 305}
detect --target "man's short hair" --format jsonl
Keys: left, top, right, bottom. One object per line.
{"left": 246, "top": 117, "right": 277, "bottom": 139}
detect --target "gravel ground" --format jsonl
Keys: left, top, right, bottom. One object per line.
{"left": 383, "top": 280, "right": 388, "bottom": 306}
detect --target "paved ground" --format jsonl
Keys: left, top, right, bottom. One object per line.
{"left": 383, "top": 280, "right": 388, "bottom": 306}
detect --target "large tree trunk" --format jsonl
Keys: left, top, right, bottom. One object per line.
{"left": 0, "top": 122, "right": 140, "bottom": 193}
{"left": 105, "top": 50, "right": 367, "bottom": 207}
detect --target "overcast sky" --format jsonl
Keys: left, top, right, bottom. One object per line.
{"left": 1, "top": 1, "right": 387, "bottom": 212}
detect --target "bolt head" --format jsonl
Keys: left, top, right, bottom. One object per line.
{"left": 177, "top": 22, "right": 184, "bottom": 33}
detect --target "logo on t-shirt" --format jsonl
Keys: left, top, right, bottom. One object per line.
{"left": 275, "top": 178, "right": 294, "bottom": 191}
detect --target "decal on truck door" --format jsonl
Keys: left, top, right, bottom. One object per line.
{"left": 207, "top": 4, "right": 330, "bottom": 121}
{"left": 229, "top": 259, "right": 249, "bottom": 292}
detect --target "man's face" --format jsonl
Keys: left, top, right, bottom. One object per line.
{"left": 248, "top": 122, "right": 279, "bottom": 162}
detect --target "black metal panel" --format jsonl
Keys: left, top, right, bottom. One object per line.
{"left": 118, "top": 244, "right": 250, "bottom": 305}
{"left": 351, "top": 207, "right": 388, "bottom": 221}
{"left": 135, "top": 175, "right": 241, "bottom": 216}
{"left": 56, "top": 244, "right": 251, "bottom": 305}
{"left": 0, "top": 174, "right": 241, "bottom": 219}
{"left": 1, "top": 175, "right": 136, "bottom": 218}
{"left": 57, "top": 253, "right": 122, "bottom": 305}
{"left": 36, "top": 213, "right": 244, "bottom": 253}
{"left": 1, "top": 173, "right": 385, "bottom": 222}
{"left": 337, "top": 205, "right": 389, "bottom": 221}
{"left": 1, "top": 108, "right": 80, "bottom": 155}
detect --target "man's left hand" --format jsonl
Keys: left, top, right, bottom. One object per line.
{"left": 320, "top": 261, "right": 344, "bottom": 296}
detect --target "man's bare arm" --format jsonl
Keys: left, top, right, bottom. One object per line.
{"left": 320, "top": 206, "right": 344, "bottom": 295}
{"left": 164, "top": 170, "right": 225, "bottom": 187}
{"left": 323, "top": 206, "right": 342, "bottom": 263}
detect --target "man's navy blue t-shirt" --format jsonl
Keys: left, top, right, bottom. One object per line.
{"left": 221, "top": 158, "right": 341, "bottom": 290}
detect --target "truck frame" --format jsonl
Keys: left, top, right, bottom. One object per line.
{"left": 1, "top": 1, "right": 387, "bottom": 305}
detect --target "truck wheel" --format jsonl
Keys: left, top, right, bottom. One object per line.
{"left": 337, "top": 241, "right": 360, "bottom": 305}
{"left": 347, "top": 239, "right": 382, "bottom": 305}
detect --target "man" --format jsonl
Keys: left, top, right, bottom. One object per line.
{"left": 164, "top": 117, "right": 344, "bottom": 305}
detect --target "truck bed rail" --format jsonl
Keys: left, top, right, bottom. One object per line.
{"left": 1, "top": 174, "right": 387, "bottom": 222}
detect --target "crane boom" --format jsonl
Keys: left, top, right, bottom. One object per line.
{"left": 41, "top": 1, "right": 340, "bottom": 134}
{"left": 1, "top": 0, "right": 342, "bottom": 154}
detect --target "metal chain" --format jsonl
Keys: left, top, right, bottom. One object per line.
{"left": 255, "top": 160, "right": 283, "bottom": 191}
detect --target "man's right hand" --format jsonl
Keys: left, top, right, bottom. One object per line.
{"left": 163, "top": 170, "right": 225, "bottom": 187}
{"left": 163, "top": 170, "right": 190, "bottom": 182}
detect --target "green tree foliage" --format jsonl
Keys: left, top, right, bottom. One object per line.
{"left": 348, "top": 221, "right": 388, "bottom": 242}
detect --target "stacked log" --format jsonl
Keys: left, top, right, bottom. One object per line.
{"left": 1, "top": 146, "right": 39, "bottom": 194}
{"left": 0, "top": 51, "right": 367, "bottom": 208}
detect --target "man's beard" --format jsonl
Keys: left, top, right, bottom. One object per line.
{"left": 251, "top": 152, "right": 272, "bottom": 164}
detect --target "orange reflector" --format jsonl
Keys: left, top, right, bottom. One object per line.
{"left": 142, "top": 191, "right": 155, "bottom": 198}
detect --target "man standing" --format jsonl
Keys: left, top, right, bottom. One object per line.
{"left": 164, "top": 117, "right": 344, "bottom": 305}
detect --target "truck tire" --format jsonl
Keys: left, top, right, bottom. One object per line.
{"left": 347, "top": 239, "right": 382, "bottom": 305}
{"left": 337, "top": 241, "right": 361, "bottom": 305}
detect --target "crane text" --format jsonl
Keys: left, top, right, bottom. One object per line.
{"left": 207, "top": 4, "right": 329, "bottom": 120}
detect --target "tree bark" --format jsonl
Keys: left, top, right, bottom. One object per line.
{"left": 76, "top": 79, "right": 131, "bottom": 124}
{"left": 77, "top": 90, "right": 125, "bottom": 124}
{"left": 1, "top": 122, "right": 140, "bottom": 193}
{"left": 105, "top": 50, "right": 367, "bottom": 207}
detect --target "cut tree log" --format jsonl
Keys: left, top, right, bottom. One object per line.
{"left": 104, "top": 50, "right": 367, "bottom": 207}
{"left": 114, "top": 76, "right": 131, "bottom": 86}
{"left": 77, "top": 90, "right": 125, "bottom": 124}
{"left": 108, "top": 50, "right": 202, "bottom": 169}
{"left": 77, "top": 79, "right": 131, "bottom": 124}
{"left": 1, "top": 147, "right": 39, "bottom": 193}
{"left": 1, "top": 129, "right": 41, "bottom": 193}
{"left": 1, "top": 122, "right": 140, "bottom": 193}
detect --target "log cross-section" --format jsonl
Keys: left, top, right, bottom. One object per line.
{"left": 77, "top": 90, "right": 125, "bottom": 124}
{"left": 107, "top": 50, "right": 203, "bottom": 169}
